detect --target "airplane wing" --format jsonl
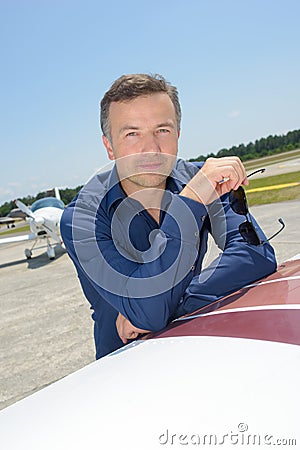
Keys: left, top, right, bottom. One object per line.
{"left": 0, "top": 256, "right": 299, "bottom": 450}
{"left": 0, "top": 233, "right": 37, "bottom": 244}
{"left": 0, "top": 208, "right": 26, "bottom": 226}
{"left": 0, "top": 217, "right": 23, "bottom": 225}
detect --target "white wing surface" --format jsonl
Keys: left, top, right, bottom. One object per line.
{"left": 0, "top": 233, "right": 37, "bottom": 244}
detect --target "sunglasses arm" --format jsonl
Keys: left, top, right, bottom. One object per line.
{"left": 261, "top": 218, "right": 285, "bottom": 245}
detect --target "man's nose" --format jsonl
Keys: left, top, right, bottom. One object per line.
{"left": 141, "top": 132, "right": 161, "bottom": 153}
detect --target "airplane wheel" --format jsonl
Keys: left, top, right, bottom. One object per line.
{"left": 47, "top": 246, "right": 55, "bottom": 260}
{"left": 25, "top": 249, "right": 32, "bottom": 259}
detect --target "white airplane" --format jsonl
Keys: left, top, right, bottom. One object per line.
{"left": 0, "top": 255, "right": 299, "bottom": 449}
{"left": 0, "top": 208, "right": 26, "bottom": 228}
{"left": 0, "top": 188, "right": 65, "bottom": 260}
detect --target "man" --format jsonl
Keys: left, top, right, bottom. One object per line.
{"left": 60, "top": 73, "right": 276, "bottom": 359}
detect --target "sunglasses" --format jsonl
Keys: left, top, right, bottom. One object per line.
{"left": 229, "top": 168, "right": 285, "bottom": 246}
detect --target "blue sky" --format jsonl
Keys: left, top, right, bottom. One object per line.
{"left": 1, "top": 0, "right": 300, "bottom": 205}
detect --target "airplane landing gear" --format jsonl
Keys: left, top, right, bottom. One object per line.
{"left": 24, "top": 238, "right": 56, "bottom": 260}
{"left": 25, "top": 239, "right": 38, "bottom": 259}
{"left": 46, "top": 240, "right": 56, "bottom": 260}
{"left": 25, "top": 248, "right": 32, "bottom": 259}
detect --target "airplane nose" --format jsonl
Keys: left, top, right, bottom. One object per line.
{"left": 34, "top": 217, "right": 44, "bottom": 225}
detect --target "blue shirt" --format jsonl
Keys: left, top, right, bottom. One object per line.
{"left": 60, "top": 159, "right": 277, "bottom": 357}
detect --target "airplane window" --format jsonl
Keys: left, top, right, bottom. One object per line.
{"left": 31, "top": 198, "right": 65, "bottom": 212}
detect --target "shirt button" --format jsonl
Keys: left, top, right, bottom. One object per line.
{"left": 191, "top": 265, "right": 195, "bottom": 271}
{"left": 201, "top": 215, "right": 206, "bottom": 222}
{"left": 194, "top": 231, "right": 199, "bottom": 237}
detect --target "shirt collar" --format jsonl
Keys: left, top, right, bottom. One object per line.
{"left": 106, "top": 164, "right": 126, "bottom": 213}
{"left": 168, "top": 160, "right": 193, "bottom": 191}
{"left": 106, "top": 159, "right": 189, "bottom": 213}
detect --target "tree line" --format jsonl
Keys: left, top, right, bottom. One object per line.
{"left": 0, "top": 186, "right": 83, "bottom": 217}
{"left": 1, "top": 128, "right": 299, "bottom": 217}
{"left": 189, "top": 128, "right": 300, "bottom": 162}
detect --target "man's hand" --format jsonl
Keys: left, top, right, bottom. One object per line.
{"left": 116, "top": 313, "right": 151, "bottom": 344}
{"left": 181, "top": 156, "right": 249, "bottom": 204}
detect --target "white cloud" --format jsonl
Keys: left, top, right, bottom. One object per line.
{"left": 0, "top": 187, "right": 14, "bottom": 196}
{"left": 228, "top": 110, "right": 240, "bottom": 119}
{"left": 7, "top": 181, "right": 21, "bottom": 187}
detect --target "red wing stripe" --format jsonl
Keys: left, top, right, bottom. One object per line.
{"left": 174, "top": 304, "right": 300, "bottom": 322}
{"left": 158, "top": 309, "right": 300, "bottom": 346}
{"left": 244, "top": 275, "right": 300, "bottom": 288}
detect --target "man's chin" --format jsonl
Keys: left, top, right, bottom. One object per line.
{"left": 128, "top": 173, "right": 168, "bottom": 188}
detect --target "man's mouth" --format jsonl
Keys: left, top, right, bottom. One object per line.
{"left": 137, "top": 162, "right": 163, "bottom": 171}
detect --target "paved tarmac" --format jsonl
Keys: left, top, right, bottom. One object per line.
{"left": 0, "top": 243, "right": 95, "bottom": 411}
{"left": 245, "top": 149, "right": 300, "bottom": 178}
{"left": 0, "top": 200, "right": 300, "bottom": 411}
{"left": 264, "top": 156, "right": 300, "bottom": 176}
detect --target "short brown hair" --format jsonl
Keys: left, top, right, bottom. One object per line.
{"left": 100, "top": 73, "right": 181, "bottom": 141}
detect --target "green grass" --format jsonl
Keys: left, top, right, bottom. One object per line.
{"left": 0, "top": 224, "right": 30, "bottom": 236}
{"left": 246, "top": 171, "right": 300, "bottom": 206}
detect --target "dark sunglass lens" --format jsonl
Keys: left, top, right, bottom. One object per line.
{"left": 239, "top": 221, "right": 261, "bottom": 245}
{"left": 229, "top": 187, "right": 248, "bottom": 215}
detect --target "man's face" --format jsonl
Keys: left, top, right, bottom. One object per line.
{"left": 102, "top": 93, "right": 180, "bottom": 193}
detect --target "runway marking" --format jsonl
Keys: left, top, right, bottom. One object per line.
{"left": 246, "top": 182, "right": 300, "bottom": 193}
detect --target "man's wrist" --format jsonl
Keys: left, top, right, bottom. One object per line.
{"left": 180, "top": 185, "right": 204, "bottom": 203}
{"left": 180, "top": 175, "right": 217, "bottom": 205}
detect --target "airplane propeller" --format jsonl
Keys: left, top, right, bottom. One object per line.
{"left": 0, "top": 191, "right": 64, "bottom": 260}
{"left": 15, "top": 200, "right": 35, "bottom": 219}
{"left": 15, "top": 199, "right": 61, "bottom": 244}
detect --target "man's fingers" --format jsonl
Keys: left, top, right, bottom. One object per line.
{"left": 204, "top": 157, "right": 246, "bottom": 190}
{"left": 243, "top": 176, "right": 249, "bottom": 187}
{"left": 120, "top": 330, "right": 139, "bottom": 344}
{"left": 181, "top": 156, "right": 249, "bottom": 204}
{"left": 116, "top": 312, "right": 149, "bottom": 344}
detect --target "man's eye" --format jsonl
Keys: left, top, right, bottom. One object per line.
{"left": 158, "top": 128, "right": 170, "bottom": 133}
{"left": 126, "top": 132, "right": 137, "bottom": 137}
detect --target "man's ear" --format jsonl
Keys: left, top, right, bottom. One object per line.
{"left": 177, "top": 129, "right": 181, "bottom": 139}
{"left": 102, "top": 135, "right": 115, "bottom": 160}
